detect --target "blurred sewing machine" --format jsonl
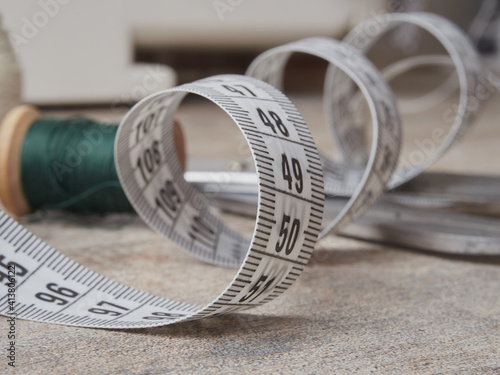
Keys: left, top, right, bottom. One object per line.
{"left": 0, "top": 0, "right": 497, "bottom": 104}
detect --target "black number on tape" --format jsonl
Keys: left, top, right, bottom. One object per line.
{"left": 0, "top": 255, "right": 27, "bottom": 285}
{"left": 222, "top": 84, "right": 257, "bottom": 97}
{"left": 88, "top": 301, "right": 129, "bottom": 316}
{"left": 142, "top": 312, "right": 186, "bottom": 320}
{"left": 135, "top": 113, "right": 156, "bottom": 142}
{"left": 155, "top": 180, "right": 181, "bottom": 218}
{"left": 281, "top": 153, "right": 303, "bottom": 193}
{"left": 257, "top": 108, "right": 289, "bottom": 137}
{"left": 189, "top": 215, "right": 217, "bottom": 249}
{"left": 239, "top": 275, "right": 276, "bottom": 303}
{"left": 275, "top": 214, "right": 301, "bottom": 255}
{"left": 137, "top": 140, "right": 161, "bottom": 183}
{"left": 35, "top": 283, "right": 79, "bottom": 306}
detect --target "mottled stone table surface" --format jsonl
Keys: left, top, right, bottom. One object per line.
{"left": 2, "top": 86, "right": 500, "bottom": 374}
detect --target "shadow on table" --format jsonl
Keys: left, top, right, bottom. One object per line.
{"left": 115, "top": 313, "right": 310, "bottom": 339}
{"left": 399, "top": 247, "right": 500, "bottom": 266}
{"left": 310, "top": 245, "right": 400, "bottom": 267}
{"left": 312, "top": 239, "right": 500, "bottom": 267}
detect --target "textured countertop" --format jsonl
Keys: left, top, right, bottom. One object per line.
{"left": 3, "top": 87, "right": 500, "bottom": 374}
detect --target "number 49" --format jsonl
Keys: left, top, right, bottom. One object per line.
{"left": 281, "top": 154, "right": 303, "bottom": 194}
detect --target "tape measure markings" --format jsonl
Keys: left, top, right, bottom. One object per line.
{"left": 0, "top": 74, "right": 325, "bottom": 328}
{"left": 1, "top": 12, "right": 494, "bottom": 329}
{"left": 0, "top": 209, "right": 256, "bottom": 327}
{"left": 247, "top": 37, "right": 402, "bottom": 236}
{"left": 330, "top": 12, "right": 485, "bottom": 189}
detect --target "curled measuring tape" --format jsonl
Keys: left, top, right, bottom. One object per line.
{"left": 0, "top": 12, "right": 495, "bottom": 329}
{"left": 247, "top": 37, "right": 402, "bottom": 235}
{"left": 0, "top": 75, "right": 325, "bottom": 328}
{"left": 327, "top": 12, "right": 486, "bottom": 189}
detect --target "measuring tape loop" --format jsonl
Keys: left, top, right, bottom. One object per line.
{"left": 247, "top": 37, "right": 402, "bottom": 236}
{"left": 327, "top": 12, "right": 486, "bottom": 189}
{"left": 0, "top": 12, "right": 495, "bottom": 329}
{"left": 368, "top": 55, "right": 458, "bottom": 115}
{"left": 0, "top": 74, "right": 325, "bottom": 328}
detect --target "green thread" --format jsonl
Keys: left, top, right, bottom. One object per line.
{"left": 21, "top": 117, "right": 135, "bottom": 213}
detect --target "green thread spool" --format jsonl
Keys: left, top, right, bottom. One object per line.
{"left": 0, "top": 105, "right": 186, "bottom": 217}
{"left": 21, "top": 117, "right": 134, "bottom": 213}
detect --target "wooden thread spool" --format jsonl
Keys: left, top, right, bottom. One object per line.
{"left": 0, "top": 105, "right": 186, "bottom": 217}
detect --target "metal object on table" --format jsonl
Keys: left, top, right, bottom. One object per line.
{"left": 185, "top": 170, "right": 500, "bottom": 255}
{"left": 388, "top": 172, "right": 500, "bottom": 217}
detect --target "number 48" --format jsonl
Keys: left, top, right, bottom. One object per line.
{"left": 257, "top": 108, "right": 289, "bottom": 137}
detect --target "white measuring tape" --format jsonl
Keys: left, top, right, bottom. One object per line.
{"left": 247, "top": 12, "right": 490, "bottom": 216}
{"left": 247, "top": 37, "right": 402, "bottom": 235}
{"left": 0, "top": 75, "right": 325, "bottom": 328}
{"left": 327, "top": 12, "right": 486, "bottom": 189}
{"left": 0, "top": 12, "right": 493, "bottom": 328}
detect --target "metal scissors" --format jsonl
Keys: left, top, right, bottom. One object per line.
{"left": 185, "top": 169, "right": 500, "bottom": 255}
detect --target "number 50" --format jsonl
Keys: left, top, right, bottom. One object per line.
{"left": 275, "top": 214, "right": 301, "bottom": 255}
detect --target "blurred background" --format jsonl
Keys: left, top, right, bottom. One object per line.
{"left": 0, "top": 0, "right": 499, "bottom": 106}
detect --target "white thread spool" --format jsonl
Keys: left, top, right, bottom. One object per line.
{"left": 0, "top": 15, "right": 22, "bottom": 121}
